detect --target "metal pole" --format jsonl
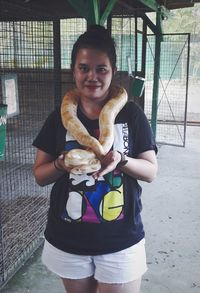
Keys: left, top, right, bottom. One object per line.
{"left": 134, "top": 13, "right": 138, "bottom": 74}
{"left": 140, "top": 19, "right": 147, "bottom": 110}
{"left": 151, "top": 12, "right": 161, "bottom": 137}
{"left": 53, "top": 20, "right": 62, "bottom": 108}
{"left": 183, "top": 33, "right": 190, "bottom": 147}
{"left": 87, "top": 0, "right": 100, "bottom": 25}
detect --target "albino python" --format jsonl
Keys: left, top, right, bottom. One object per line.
{"left": 61, "top": 85, "right": 128, "bottom": 174}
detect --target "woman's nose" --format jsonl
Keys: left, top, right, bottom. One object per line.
{"left": 88, "top": 69, "right": 97, "bottom": 80}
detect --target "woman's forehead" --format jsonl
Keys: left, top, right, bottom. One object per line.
{"left": 75, "top": 48, "right": 112, "bottom": 65}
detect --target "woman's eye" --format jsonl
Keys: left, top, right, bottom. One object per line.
{"left": 79, "top": 65, "right": 88, "bottom": 72}
{"left": 97, "top": 67, "right": 107, "bottom": 73}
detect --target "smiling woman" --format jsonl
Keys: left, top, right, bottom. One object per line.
{"left": 73, "top": 48, "right": 114, "bottom": 106}
{"left": 71, "top": 26, "right": 117, "bottom": 111}
{"left": 32, "top": 24, "right": 158, "bottom": 293}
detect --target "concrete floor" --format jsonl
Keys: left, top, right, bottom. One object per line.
{"left": 1, "top": 125, "right": 200, "bottom": 293}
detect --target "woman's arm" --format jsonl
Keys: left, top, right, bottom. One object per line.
{"left": 93, "top": 150, "right": 158, "bottom": 183}
{"left": 120, "top": 150, "right": 158, "bottom": 182}
{"left": 33, "top": 149, "right": 70, "bottom": 186}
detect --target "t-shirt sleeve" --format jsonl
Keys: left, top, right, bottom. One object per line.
{"left": 32, "top": 110, "right": 58, "bottom": 157}
{"left": 128, "top": 102, "right": 158, "bottom": 157}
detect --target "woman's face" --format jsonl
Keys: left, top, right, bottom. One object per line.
{"left": 73, "top": 48, "right": 116, "bottom": 102}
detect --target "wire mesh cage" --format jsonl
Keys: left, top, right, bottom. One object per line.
{"left": 145, "top": 33, "right": 190, "bottom": 146}
{"left": 0, "top": 20, "right": 54, "bottom": 287}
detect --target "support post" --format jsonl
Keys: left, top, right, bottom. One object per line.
{"left": 53, "top": 20, "right": 62, "bottom": 108}
{"left": 100, "top": 0, "right": 118, "bottom": 25}
{"left": 87, "top": 0, "right": 100, "bottom": 25}
{"left": 67, "top": 0, "right": 117, "bottom": 25}
{"left": 134, "top": 12, "right": 138, "bottom": 74}
{"left": 151, "top": 11, "right": 162, "bottom": 137}
{"left": 140, "top": 20, "right": 147, "bottom": 110}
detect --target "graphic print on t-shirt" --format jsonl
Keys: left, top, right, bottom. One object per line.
{"left": 61, "top": 123, "right": 129, "bottom": 223}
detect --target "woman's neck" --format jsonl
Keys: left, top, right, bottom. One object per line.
{"left": 79, "top": 98, "right": 108, "bottom": 120}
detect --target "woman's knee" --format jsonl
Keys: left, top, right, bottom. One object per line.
{"left": 62, "top": 276, "right": 98, "bottom": 293}
{"left": 98, "top": 277, "right": 142, "bottom": 293}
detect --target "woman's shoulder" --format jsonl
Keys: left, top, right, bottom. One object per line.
{"left": 125, "top": 100, "right": 143, "bottom": 111}
{"left": 44, "top": 107, "right": 62, "bottom": 124}
{"left": 120, "top": 100, "right": 144, "bottom": 119}
{"left": 48, "top": 106, "right": 61, "bottom": 118}
{"left": 38, "top": 107, "right": 64, "bottom": 136}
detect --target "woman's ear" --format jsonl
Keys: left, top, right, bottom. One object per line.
{"left": 72, "top": 71, "right": 76, "bottom": 82}
{"left": 71, "top": 64, "right": 75, "bottom": 78}
{"left": 113, "top": 67, "right": 117, "bottom": 75}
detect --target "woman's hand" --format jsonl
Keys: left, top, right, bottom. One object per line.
{"left": 54, "top": 153, "right": 73, "bottom": 173}
{"left": 92, "top": 149, "right": 158, "bottom": 183}
{"left": 33, "top": 150, "right": 72, "bottom": 186}
{"left": 92, "top": 150, "right": 121, "bottom": 179}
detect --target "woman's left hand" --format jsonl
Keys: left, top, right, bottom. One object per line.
{"left": 92, "top": 149, "right": 158, "bottom": 182}
{"left": 92, "top": 150, "right": 121, "bottom": 179}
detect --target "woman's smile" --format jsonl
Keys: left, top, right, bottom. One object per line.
{"left": 85, "top": 84, "right": 101, "bottom": 91}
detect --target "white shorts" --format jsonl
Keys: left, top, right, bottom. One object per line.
{"left": 42, "top": 239, "right": 147, "bottom": 284}
{"left": 42, "top": 238, "right": 147, "bottom": 284}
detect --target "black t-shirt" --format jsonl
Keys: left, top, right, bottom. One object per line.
{"left": 33, "top": 101, "right": 157, "bottom": 255}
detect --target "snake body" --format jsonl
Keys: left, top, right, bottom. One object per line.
{"left": 61, "top": 85, "right": 128, "bottom": 174}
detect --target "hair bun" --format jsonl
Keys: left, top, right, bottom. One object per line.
{"left": 71, "top": 24, "right": 116, "bottom": 70}
{"left": 87, "top": 25, "right": 109, "bottom": 37}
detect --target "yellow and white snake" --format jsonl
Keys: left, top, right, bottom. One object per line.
{"left": 61, "top": 85, "right": 128, "bottom": 174}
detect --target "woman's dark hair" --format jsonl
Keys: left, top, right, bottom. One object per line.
{"left": 71, "top": 25, "right": 116, "bottom": 70}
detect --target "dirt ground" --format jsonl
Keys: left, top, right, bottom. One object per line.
{"left": 1, "top": 125, "right": 199, "bottom": 293}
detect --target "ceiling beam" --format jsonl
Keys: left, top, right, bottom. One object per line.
{"left": 67, "top": 0, "right": 90, "bottom": 20}
{"left": 137, "top": 0, "right": 169, "bottom": 19}
{"left": 67, "top": 0, "right": 118, "bottom": 25}
{"left": 137, "top": 0, "right": 159, "bottom": 12}
{"left": 100, "top": 0, "right": 118, "bottom": 25}
{"left": 166, "top": 3, "right": 194, "bottom": 9}
{"left": 88, "top": 0, "right": 100, "bottom": 24}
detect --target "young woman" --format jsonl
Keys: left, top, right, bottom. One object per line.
{"left": 33, "top": 25, "right": 158, "bottom": 293}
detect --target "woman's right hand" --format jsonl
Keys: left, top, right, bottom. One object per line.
{"left": 33, "top": 150, "right": 72, "bottom": 186}
{"left": 53, "top": 153, "right": 73, "bottom": 173}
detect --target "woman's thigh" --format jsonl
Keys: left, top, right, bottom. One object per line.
{"left": 94, "top": 239, "right": 147, "bottom": 284}
{"left": 62, "top": 277, "right": 141, "bottom": 293}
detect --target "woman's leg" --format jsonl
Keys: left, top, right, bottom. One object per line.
{"left": 98, "top": 277, "right": 141, "bottom": 293}
{"left": 62, "top": 276, "right": 98, "bottom": 293}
